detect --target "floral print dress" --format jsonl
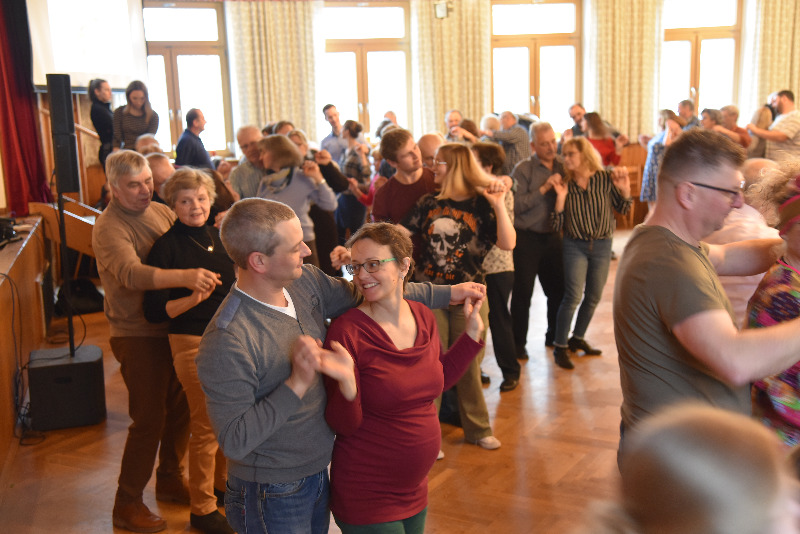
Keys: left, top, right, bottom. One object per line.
{"left": 746, "top": 258, "right": 800, "bottom": 447}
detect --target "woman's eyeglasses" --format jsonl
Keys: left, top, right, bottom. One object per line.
{"left": 345, "top": 258, "right": 397, "bottom": 276}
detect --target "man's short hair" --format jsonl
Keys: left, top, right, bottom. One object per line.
{"left": 659, "top": 129, "right": 745, "bottom": 191}
{"left": 380, "top": 128, "right": 414, "bottom": 162}
{"left": 569, "top": 102, "right": 585, "bottom": 112}
{"left": 162, "top": 167, "right": 217, "bottom": 208}
{"left": 220, "top": 198, "right": 297, "bottom": 268}
{"left": 273, "top": 120, "right": 294, "bottom": 134}
{"left": 106, "top": 150, "right": 147, "bottom": 188}
{"left": 679, "top": 99, "right": 695, "bottom": 112}
{"left": 322, "top": 104, "right": 335, "bottom": 115}
{"left": 145, "top": 152, "right": 170, "bottom": 165}
{"left": 135, "top": 133, "right": 160, "bottom": 154}
{"left": 444, "top": 109, "right": 462, "bottom": 121}
{"left": 529, "top": 121, "right": 554, "bottom": 143}
{"left": 778, "top": 90, "right": 795, "bottom": 102}
{"left": 186, "top": 108, "right": 200, "bottom": 128}
{"left": 701, "top": 108, "right": 722, "bottom": 125}
{"left": 237, "top": 125, "right": 261, "bottom": 139}
{"left": 720, "top": 105, "right": 739, "bottom": 120}
{"left": 480, "top": 114, "right": 500, "bottom": 132}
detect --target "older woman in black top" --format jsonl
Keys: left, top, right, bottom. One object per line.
{"left": 89, "top": 78, "right": 114, "bottom": 168}
{"left": 144, "top": 168, "right": 234, "bottom": 534}
{"left": 551, "top": 137, "right": 631, "bottom": 370}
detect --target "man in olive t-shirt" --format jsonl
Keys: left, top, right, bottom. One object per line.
{"left": 613, "top": 129, "right": 800, "bottom": 446}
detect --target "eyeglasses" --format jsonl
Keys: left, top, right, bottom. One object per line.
{"left": 688, "top": 180, "right": 745, "bottom": 204}
{"left": 345, "top": 258, "right": 397, "bottom": 276}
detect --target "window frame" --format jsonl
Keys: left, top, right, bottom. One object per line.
{"left": 321, "top": 0, "right": 412, "bottom": 135}
{"left": 143, "top": 1, "right": 234, "bottom": 155}
{"left": 662, "top": 0, "right": 743, "bottom": 111}
{"left": 490, "top": 0, "right": 583, "bottom": 118}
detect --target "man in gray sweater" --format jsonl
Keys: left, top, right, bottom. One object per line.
{"left": 196, "top": 198, "right": 485, "bottom": 533}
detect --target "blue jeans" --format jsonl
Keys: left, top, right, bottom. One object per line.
{"left": 554, "top": 237, "right": 613, "bottom": 346}
{"left": 225, "top": 470, "right": 330, "bottom": 534}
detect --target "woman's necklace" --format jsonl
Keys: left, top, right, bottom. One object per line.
{"left": 187, "top": 225, "right": 214, "bottom": 253}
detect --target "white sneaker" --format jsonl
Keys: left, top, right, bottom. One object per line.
{"left": 475, "top": 436, "right": 501, "bottom": 450}
{"left": 437, "top": 449, "right": 445, "bottom": 460}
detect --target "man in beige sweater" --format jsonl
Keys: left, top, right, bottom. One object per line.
{"left": 93, "top": 150, "right": 221, "bottom": 533}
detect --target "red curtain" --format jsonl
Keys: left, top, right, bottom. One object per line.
{"left": 0, "top": 0, "right": 52, "bottom": 217}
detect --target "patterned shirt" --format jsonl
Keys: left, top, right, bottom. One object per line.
{"left": 766, "top": 110, "right": 800, "bottom": 164}
{"left": 490, "top": 124, "right": 531, "bottom": 176}
{"left": 403, "top": 194, "right": 497, "bottom": 285}
{"left": 747, "top": 259, "right": 800, "bottom": 447}
{"left": 640, "top": 130, "right": 666, "bottom": 203}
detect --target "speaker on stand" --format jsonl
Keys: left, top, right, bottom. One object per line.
{"left": 28, "top": 74, "right": 106, "bottom": 431}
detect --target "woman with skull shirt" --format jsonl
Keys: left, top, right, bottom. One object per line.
{"left": 402, "top": 143, "right": 515, "bottom": 450}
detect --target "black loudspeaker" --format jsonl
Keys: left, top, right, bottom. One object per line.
{"left": 28, "top": 345, "right": 107, "bottom": 431}
{"left": 47, "top": 73, "right": 80, "bottom": 193}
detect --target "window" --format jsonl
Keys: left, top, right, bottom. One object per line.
{"left": 315, "top": 2, "right": 411, "bottom": 144}
{"left": 143, "top": 2, "right": 233, "bottom": 155}
{"left": 491, "top": 1, "right": 581, "bottom": 135}
{"left": 659, "top": 0, "right": 742, "bottom": 112}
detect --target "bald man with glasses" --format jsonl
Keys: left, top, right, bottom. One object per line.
{"left": 614, "top": 128, "right": 800, "bottom": 452}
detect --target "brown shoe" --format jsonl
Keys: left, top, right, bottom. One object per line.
{"left": 112, "top": 501, "right": 166, "bottom": 533}
{"left": 155, "top": 476, "right": 190, "bottom": 505}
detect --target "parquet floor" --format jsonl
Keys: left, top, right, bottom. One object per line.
{"left": 0, "top": 232, "right": 631, "bottom": 533}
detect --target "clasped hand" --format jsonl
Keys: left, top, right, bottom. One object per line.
{"left": 288, "top": 336, "right": 357, "bottom": 400}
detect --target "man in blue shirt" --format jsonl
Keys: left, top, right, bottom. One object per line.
{"left": 175, "top": 108, "right": 213, "bottom": 169}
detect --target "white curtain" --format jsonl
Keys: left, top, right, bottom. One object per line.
{"left": 411, "top": 0, "right": 492, "bottom": 136}
{"left": 744, "top": 0, "right": 800, "bottom": 117}
{"left": 586, "top": 0, "right": 663, "bottom": 138}
{"left": 225, "top": 1, "right": 319, "bottom": 139}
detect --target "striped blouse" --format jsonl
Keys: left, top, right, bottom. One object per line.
{"left": 552, "top": 170, "right": 632, "bottom": 240}
{"left": 113, "top": 107, "right": 159, "bottom": 149}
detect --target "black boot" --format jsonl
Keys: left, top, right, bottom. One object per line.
{"left": 568, "top": 337, "right": 602, "bottom": 356}
{"left": 553, "top": 347, "right": 574, "bottom": 370}
{"left": 190, "top": 510, "right": 234, "bottom": 534}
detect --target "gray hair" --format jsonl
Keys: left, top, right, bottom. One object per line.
{"left": 105, "top": 150, "right": 147, "bottom": 188}
{"left": 529, "top": 121, "right": 554, "bottom": 143}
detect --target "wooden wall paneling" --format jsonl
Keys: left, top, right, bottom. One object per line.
{"left": 0, "top": 218, "right": 47, "bottom": 468}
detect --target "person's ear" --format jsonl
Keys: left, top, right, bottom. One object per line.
{"left": 400, "top": 257, "right": 411, "bottom": 278}
{"left": 674, "top": 181, "right": 695, "bottom": 210}
{"left": 248, "top": 251, "right": 268, "bottom": 273}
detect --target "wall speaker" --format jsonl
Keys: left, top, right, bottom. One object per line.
{"left": 28, "top": 345, "right": 106, "bottom": 431}
{"left": 46, "top": 73, "right": 81, "bottom": 193}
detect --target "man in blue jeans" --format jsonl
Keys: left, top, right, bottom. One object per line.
{"left": 196, "top": 198, "right": 485, "bottom": 533}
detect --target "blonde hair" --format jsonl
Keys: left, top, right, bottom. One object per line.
{"left": 561, "top": 137, "right": 602, "bottom": 181}
{"left": 219, "top": 198, "right": 297, "bottom": 268}
{"left": 258, "top": 135, "right": 304, "bottom": 170}
{"left": 580, "top": 404, "right": 790, "bottom": 534}
{"left": 161, "top": 167, "right": 217, "bottom": 208}
{"left": 746, "top": 160, "right": 800, "bottom": 228}
{"left": 287, "top": 129, "right": 309, "bottom": 147}
{"left": 435, "top": 143, "right": 492, "bottom": 199}
{"left": 105, "top": 150, "right": 147, "bottom": 188}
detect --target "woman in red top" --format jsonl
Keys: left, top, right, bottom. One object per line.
{"left": 323, "top": 222, "right": 485, "bottom": 533}
{"left": 581, "top": 111, "right": 628, "bottom": 167}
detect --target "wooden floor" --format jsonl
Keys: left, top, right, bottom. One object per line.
{"left": 0, "top": 232, "right": 631, "bottom": 533}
